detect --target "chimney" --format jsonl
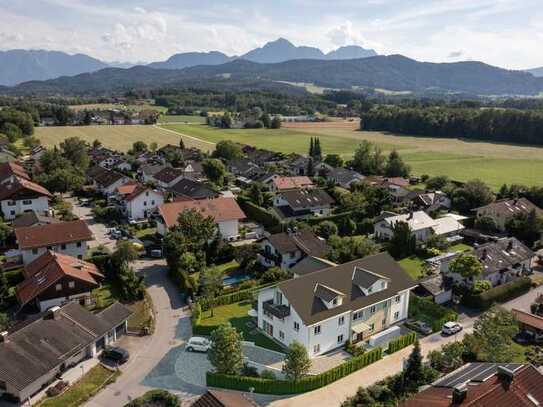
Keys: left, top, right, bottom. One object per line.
{"left": 497, "top": 366, "right": 515, "bottom": 386}
{"left": 481, "top": 248, "right": 488, "bottom": 260}
{"left": 0, "top": 331, "right": 8, "bottom": 343}
{"left": 407, "top": 211, "right": 413, "bottom": 220}
{"left": 506, "top": 240, "right": 514, "bottom": 252}
{"left": 48, "top": 305, "right": 62, "bottom": 320}
{"left": 452, "top": 386, "right": 467, "bottom": 404}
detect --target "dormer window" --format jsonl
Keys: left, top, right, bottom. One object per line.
{"left": 314, "top": 283, "right": 344, "bottom": 309}
{"left": 352, "top": 267, "right": 391, "bottom": 296}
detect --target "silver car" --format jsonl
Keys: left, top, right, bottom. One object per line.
{"left": 186, "top": 337, "right": 212, "bottom": 352}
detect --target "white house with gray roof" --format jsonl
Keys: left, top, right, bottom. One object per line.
{"left": 256, "top": 252, "right": 416, "bottom": 357}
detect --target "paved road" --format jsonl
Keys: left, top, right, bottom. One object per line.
{"left": 68, "top": 197, "right": 117, "bottom": 251}
{"left": 85, "top": 259, "right": 194, "bottom": 407}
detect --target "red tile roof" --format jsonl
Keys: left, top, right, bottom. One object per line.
{"left": 512, "top": 309, "right": 543, "bottom": 331}
{"left": 0, "top": 161, "right": 30, "bottom": 183}
{"left": 272, "top": 176, "right": 313, "bottom": 191}
{"left": 115, "top": 180, "right": 139, "bottom": 196}
{"left": 0, "top": 176, "right": 52, "bottom": 201}
{"left": 125, "top": 184, "right": 163, "bottom": 202}
{"left": 17, "top": 251, "right": 103, "bottom": 306}
{"left": 15, "top": 220, "right": 93, "bottom": 250}
{"left": 400, "top": 365, "right": 543, "bottom": 407}
{"left": 158, "top": 197, "right": 246, "bottom": 228}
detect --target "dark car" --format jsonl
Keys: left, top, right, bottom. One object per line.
{"left": 103, "top": 347, "right": 130, "bottom": 364}
{"left": 514, "top": 330, "right": 543, "bottom": 345}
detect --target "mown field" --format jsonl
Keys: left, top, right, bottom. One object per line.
{"left": 35, "top": 122, "right": 543, "bottom": 189}
{"left": 157, "top": 114, "right": 206, "bottom": 124}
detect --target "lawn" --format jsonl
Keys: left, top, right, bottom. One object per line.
{"left": 199, "top": 301, "right": 285, "bottom": 353}
{"left": 37, "top": 365, "right": 119, "bottom": 407}
{"left": 158, "top": 114, "right": 206, "bottom": 124}
{"left": 160, "top": 123, "right": 543, "bottom": 189}
{"left": 399, "top": 256, "right": 427, "bottom": 281}
{"left": 35, "top": 125, "right": 213, "bottom": 152}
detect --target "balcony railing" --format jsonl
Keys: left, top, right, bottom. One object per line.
{"left": 263, "top": 299, "right": 290, "bottom": 319}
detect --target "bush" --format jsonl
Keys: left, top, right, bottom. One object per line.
{"left": 260, "top": 370, "right": 277, "bottom": 380}
{"left": 462, "top": 277, "right": 531, "bottom": 309}
{"left": 197, "top": 282, "right": 275, "bottom": 311}
{"left": 206, "top": 348, "right": 383, "bottom": 395}
{"left": 124, "top": 390, "right": 180, "bottom": 407}
{"left": 387, "top": 332, "right": 417, "bottom": 354}
{"left": 237, "top": 197, "right": 280, "bottom": 229}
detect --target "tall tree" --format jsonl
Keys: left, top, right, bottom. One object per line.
{"left": 282, "top": 341, "right": 311, "bottom": 380}
{"left": 385, "top": 150, "right": 410, "bottom": 177}
{"left": 309, "top": 137, "right": 314, "bottom": 157}
{"left": 449, "top": 254, "right": 483, "bottom": 280}
{"left": 203, "top": 158, "right": 227, "bottom": 186}
{"left": 208, "top": 323, "right": 244, "bottom": 375}
{"left": 201, "top": 266, "right": 224, "bottom": 317}
{"left": 306, "top": 157, "right": 315, "bottom": 177}
{"left": 402, "top": 340, "right": 423, "bottom": 392}
{"left": 388, "top": 221, "right": 416, "bottom": 259}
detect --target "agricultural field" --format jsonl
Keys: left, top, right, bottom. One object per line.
{"left": 161, "top": 123, "right": 543, "bottom": 189}
{"left": 157, "top": 114, "right": 206, "bottom": 124}
{"left": 35, "top": 125, "right": 214, "bottom": 152}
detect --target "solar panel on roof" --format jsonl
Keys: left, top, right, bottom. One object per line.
{"left": 434, "top": 363, "right": 524, "bottom": 388}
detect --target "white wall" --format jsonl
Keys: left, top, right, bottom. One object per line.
{"left": 38, "top": 292, "right": 91, "bottom": 312}
{"left": 218, "top": 219, "right": 239, "bottom": 240}
{"left": 1, "top": 196, "right": 49, "bottom": 220}
{"left": 21, "top": 241, "right": 88, "bottom": 265}
{"left": 127, "top": 190, "right": 164, "bottom": 220}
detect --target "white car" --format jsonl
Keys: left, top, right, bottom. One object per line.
{"left": 186, "top": 337, "right": 212, "bottom": 352}
{"left": 442, "top": 321, "right": 463, "bottom": 336}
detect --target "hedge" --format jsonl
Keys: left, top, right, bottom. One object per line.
{"left": 305, "top": 211, "right": 353, "bottom": 226}
{"left": 462, "top": 277, "right": 531, "bottom": 309}
{"left": 198, "top": 282, "right": 275, "bottom": 311}
{"left": 237, "top": 197, "right": 280, "bottom": 229}
{"left": 387, "top": 332, "right": 417, "bottom": 354}
{"left": 206, "top": 347, "right": 383, "bottom": 395}
{"left": 4, "top": 269, "right": 24, "bottom": 286}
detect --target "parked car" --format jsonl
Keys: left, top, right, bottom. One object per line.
{"left": 110, "top": 228, "right": 122, "bottom": 239}
{"left": 150, "top": 249, "right": 162, "bottom": 258}
{"left": 103, "top": 347, "right": 130, "bottom": 364}
{"left": 186, "top": 336, "right": 212, "bottom": 352}
{"left": 441, "top": 321, "right": 463, "bottom": 336}
{"left": 406, "top": 320, "right": 433, "bottom": 335}
{"left": 514, "top": 330, "right": 543, "bottom": 344}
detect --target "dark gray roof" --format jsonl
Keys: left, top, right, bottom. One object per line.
{"left": 140, "top": 164, "right": 168, "bottom": 177}
{"left": 291, "top": 256, "right": 337, "bottom": 276}
{"left": 476, "top": 237, "right": 535, "bottom": 276}
{"left": 12, "top": 211, "right": 60, "bottom": 228}
{"left": 314, "top": 283, "right": 343, "bottom": 303}
{"left": 434, "top": 363, "right": 524, "bottom": 388}
{"left": 352, "top": 267, "right": 390, "bottom": 289}
{"left": 93, "top": 169, "right": 125, "bottom": 188}
{"left": 0, "top": 302, "right": 132, "bottom": 391}
{"left": 266, "top": 230, "right": 329, "bottom": 257}
{"left": 278, "top": 252, "right": 416, "bottom": 326}
{"left": 153, "top": 167, "right": 184, "bottom": 183}
{"left": 169, "top": 178, "right": 218, "bottom": 199}
{"left": 327, "top": 168, "right": 363, "bottom": 186}
{"left": 97, "top": 302, "right": 133, "bottom": 329}
{"left": 279, "top": 189, "right": 334, "bottom": 210}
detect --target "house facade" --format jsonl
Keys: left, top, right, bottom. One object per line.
{"left": 0, "top": 178, "right": 52, "bottom": 221}
{"left": 257, "top": 253, "right": 415, "bottom": 357}
{"left": 15, "top": 220, "right": 94, "bottom": 264}
{"left": 475, "top": 198, "right": 543, "bottom": 232}
{"left": 115, "top": 183, "right": 164, "bottom": 220}
{"left": 273, "top": 189, "right": 334, "bottom": 220}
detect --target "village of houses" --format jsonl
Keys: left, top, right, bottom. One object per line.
{"left": 1, "top": 135, "right": 543, "bottom": 407}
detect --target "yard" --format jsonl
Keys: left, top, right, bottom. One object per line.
{"left": 198, "top": 301, "right": 285, "bottom": 353}
{"left": 157, "top": 114, "right": 206, "bottom": 124}
{"left": 37, "top": 365, "right": 119, "bottom": 407}
{"left": 160, "top": 123, "right": 543, "bottom": 189}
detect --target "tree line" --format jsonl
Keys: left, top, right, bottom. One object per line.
{"left": 360, "top": 106, "right": 543, "bottom": 146}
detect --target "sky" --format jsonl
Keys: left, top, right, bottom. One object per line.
{"left": 0, "top": 0, "right": 542, "bottom": 69}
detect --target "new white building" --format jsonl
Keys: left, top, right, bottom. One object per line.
{"left": 115, "top": 183, "right": 164, "bottom": 220}
{"left": 257, "top": 252, "right": 416, "bottom": 357}
{"left": 0, "top": 177, "right": 52, "bottom": 221}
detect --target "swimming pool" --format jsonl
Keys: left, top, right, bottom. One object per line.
{"left": 223, "top": 274, "right": 252, "bottom": 286}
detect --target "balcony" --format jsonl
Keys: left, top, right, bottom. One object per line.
{"left": 263, "top": 299, "right": 290, "bottom": 319}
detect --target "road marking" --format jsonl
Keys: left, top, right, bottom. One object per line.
{"left": 153, "top": 125, "right": 216, "bottom": 149}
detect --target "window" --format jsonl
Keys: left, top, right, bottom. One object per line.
{"left": 279, "top": 331, "right": 285, "bottom": 340}
{"left": 370, "top": 305, "right": 376, "bottom": 314}
{"left": 47, "top": 246, "right": 53, "bottom": 251}
{"left": 68, "top": 281, "right": 75, "bottom": 288}
{"left": 369, "top": 323, "right": 375, "bottom": 331}
{"left": 77, "top": 255, "right": 83, "bottom": 260}
{"left": 294, "top": 322, "right": 299, "bottom": 331}
{"left": 313, "top": 344, "right": 320, "bottom": 354}
{"left": 151, "top": 200, "right": 155, "bottom": 205}
{"left": 77, "top": 242, "right": 82, "bottom": 248}
{"left": 61, "top": 244, "right": 67, "bottom": 250}
{"left": 395, "top": 295, "right": 401, "bottom": 303}
{"left": 353, "top": 311, "right": 362, "bottom": 320}
{"left": 337, "top": 334, "right": 344, "bottom": 343}
{"left": 332, "top": 298, "right": 338, "bottom": 305}
{"left": 144, "top": 201, "right": 147, "bottom": 206}
{"left": 32, "top": 248, "right": 38, "bottom": 254}
{"left": 338, "top": 316, "right": 345, "bottom": 326}
{"left": 10, "top": 210, "right": 15, "bottom": 216}
{"left": 7, "top": 200, "right": 15, "bottom": 206}
{"left": 368, "top": 287, "right": 373, "bottom": 293}
{"left": 55, "top": 284, "right": 62, "bottom": 291}
{"left": 394, "top": 311, "right": 400, "bottom": 320}
{"left": 314, "top": 325, "right": 321, "bottom": 335}
{"left": 381, "top": 281, "right": 386, "bottom": 288}
{"left": 22, "top": 199, "right": 32, "bottom": 205}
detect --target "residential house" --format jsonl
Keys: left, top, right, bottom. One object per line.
{"left": 181, "top": 160, "right": 205, "bottom": 181}
{"left": 157, "top": 197, "right": 246, "bottom": 240}
{"left": 0, "top": 177, "right": 52, "bottom": 220}
{"left": 227, "top": 158, "right": 260, "bottom": 178}
{"left": 16, "top": 251, "right": 104, "bottom": 312}
{"left": 474, "top": 198, "right": 543, "bottom": 232}
{"left": 512, "top": 308, "right": 543, "bottom": 337}
{"left": 400, "top": 363, "right": 543, "bottom": 407}
{"left": 374, "top": 211, "right": 465, "bottom": 243}
{"left": 283, "top": 155, "right": 313, "bottom": 176}
{"left": 139, "top": 164, "right": 168, "bottom": 183}
{"left": 257, "top": 252, "right": 416, "bottom": 357}
{"left": 259, "top": 229, "right": 330, "bottom": 271}
{"left": 0, "top": 161, "right": 30, "bottom": 185}
{"left": 88, "top": 166, "right": 130, "bottom": 196}
{"left": 269, "top": 176, "right": 314, "bottom": 193}
{"left": 15, "top": 220, "right": 94, "bottom": 264}
{"left": 152, "top": 167, "right": 185, "bottom": 189}
{"left": 116, "top": 183, "right": 164, "bottom": 220}
{"left": 243, "top": 146, "right": 279, "bottom": 166}
{"left": 444, "top": 237, "right": 534, "bottom": 287}
{"left": 365, "top": 176, "right": 411, "bottom": 204}
{"left": 325, "top": 168, "right": 365, "bottom": 189}
{"left": 273, "top": 188, "right": 335, "bottom": 220}
{"left": 192, "top": 390, "right": 260, "bottom": 407}
{"left": 169, "top": 178, "right": 219, "bottom": 201}
{"left": 290, "top": 256, "right": 338, "bottom": 277}
{"left": 0, "top": 302, "right": 132, "bottom": 403}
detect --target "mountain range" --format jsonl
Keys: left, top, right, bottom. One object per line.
{"left": 6, "top": 55, "right": 543, "bottom": 97}
{"left": 0, "top": 38, "right": 377, "bottom": 86}
{"left": 527, "top": 67, "right": 543, "bottom": 77}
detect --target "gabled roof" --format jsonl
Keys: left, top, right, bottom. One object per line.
{"left": 327, "top": 167, "right": 364, "bottom": 185}
{"left": 152, "top": 167, "right": 184, "bottom": 183}
{"left": 279, "top": 188, "right": 335, "bottom": 210}
{"left": 314, "top": 283, "right": 344, "bottom": 303}
{"left": 193, "top": 390, "right": 260, "bottom": 407}
{"left": 0, "top": 177, "right": 52, "bottom": 200}
{"left": 512, "top": 309, "right": 543, "bottom": 331}
{"left": 475, "top": 197, "right": 543, "bottom": 217}
{"left": 0, "top": 161, "right": 29, "bottom": 183}
{"left": 90, "top": 167, "right": 126, "bottom": 188}
{"left": 377, "top": 211, "right": 437, "bottom": 232}
{"left": 15, "top": 220, "right": 93, "bottom": 250}
{"left": 0, "top": 302, "right": 132, "bottom": 392}
{"left": 17, "top": 251, "right": 103, "bottom": 306}
{"left": 139, "top": 164, "right": 168, "bottom": 177}
{"left": 266, "top": 229, "right": 329, "bottom": 257}
{"left": 116, "top": 180, "right": 140, "bottom": 196}
{"left": 272, "top": 176, "right": 314, "bottom": 191}
{"left": 352, "top": 267, "right": 390, "bottom": 289}
{"left": 278, "top": 252, "right": 416, "bottom": 326}
{"left": 11, "top": 211, "right": 60, "bottom": 228}
{"left": 476, "top": 237, "right": 534, "bottom": 275}
{"left": 169, "top": 178, "right": 218, "bottom": 200}
{"left": 158, "top": 197, "right": 246, "bottom": 228}
{"left": 291, "top": 256, "right": 337, "bottom": 276}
